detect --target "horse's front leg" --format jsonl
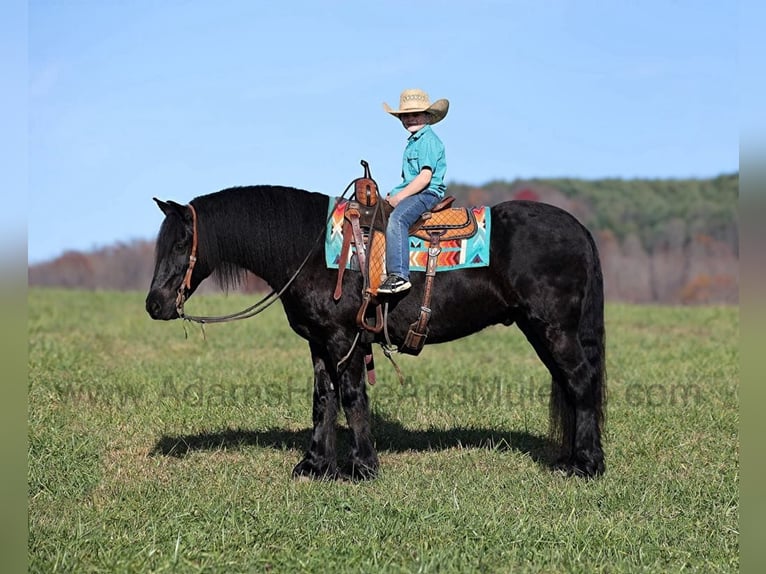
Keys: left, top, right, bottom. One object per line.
{"left": 338, "top": 344, "right": 379, "bottom": 480}
{"left": 292, "top": 341, "right": 339, "bottom": 480}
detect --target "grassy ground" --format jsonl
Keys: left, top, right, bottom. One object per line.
{"left": 28, "top": 288, "right": 739, "bottom": 573}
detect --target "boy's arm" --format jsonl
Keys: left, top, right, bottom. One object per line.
{"left": 387, "top": 168, "right": 432, "bottom": 207}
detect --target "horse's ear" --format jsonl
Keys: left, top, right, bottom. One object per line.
{"left": 153, "top": 198, "right": 190, "bottom": 220}
{"left": 153, "top": 197, "right": 172, "bottom": 215}
{"left": 167, "top": 200, "right": 192, "bottom": 222}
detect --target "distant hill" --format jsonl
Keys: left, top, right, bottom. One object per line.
{"left": 27, "top": 240, "right": 269, "bottom": 295}
{"left": 448, "top": 174, "right": 738, "bottom": 303}
{"left": 449, "top": 173, "right": 737, "bottom": 252}
{"left": 29, "top": 174, "right": 738, "bottom": 304}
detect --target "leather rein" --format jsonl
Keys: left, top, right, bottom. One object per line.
{"left": 174, "top": 181, "right": 356, "bottom": 325}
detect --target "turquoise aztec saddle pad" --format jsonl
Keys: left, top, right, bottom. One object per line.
{"left": 325, "top": 198, "right": 491, "bottom": 272}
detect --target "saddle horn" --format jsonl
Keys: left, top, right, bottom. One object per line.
{"left": 355, "top": 160, "right": 379, "bottom": 207}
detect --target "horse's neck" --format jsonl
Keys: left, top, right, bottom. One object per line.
{"left": 203, "top": 187, "right": 324, "bottom": 287}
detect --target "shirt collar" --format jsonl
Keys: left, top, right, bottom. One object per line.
{"left": 408, "top": 124, "right": 432, "bottom": 142}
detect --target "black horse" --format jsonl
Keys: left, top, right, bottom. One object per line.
{"left": 146, "top": 185, "right": 606, "bottom": 479}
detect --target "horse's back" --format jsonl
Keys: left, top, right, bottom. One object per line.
{"left": 490, "top": 200, "right": 598, "bottom": 266}
{"left": 491, "top": 199, "right": 594, "bottom": 238}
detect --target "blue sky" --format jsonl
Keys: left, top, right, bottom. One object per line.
{"left": 22, "top": 0, "right": 739, "bottom": 264}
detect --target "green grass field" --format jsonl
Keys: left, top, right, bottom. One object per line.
{"left": 28, "top": 288, "right": 739, "bottom": 573}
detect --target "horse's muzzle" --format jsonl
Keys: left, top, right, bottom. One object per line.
{"left": 145, "top": 290, "right": 179, "bottom": 320}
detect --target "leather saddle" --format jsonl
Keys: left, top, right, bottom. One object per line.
{"left": 409, "top": 198, "right": 478, "bottom": 240}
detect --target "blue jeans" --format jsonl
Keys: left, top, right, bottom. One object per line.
{"left": 386, "top": 192, "right": 441, "bottom": 280}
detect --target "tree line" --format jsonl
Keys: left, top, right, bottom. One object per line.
{"left": 29, "top": 173, "right": 738, "bottom": 304}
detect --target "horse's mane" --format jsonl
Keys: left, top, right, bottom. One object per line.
{"left": 190, "top": 185, "right": 327, "bottom": 292}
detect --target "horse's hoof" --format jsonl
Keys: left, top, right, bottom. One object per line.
{"left": 292, "top": 458, "right": 338, "bottom": 481}
{"left": 553, "top": 453, "right": 605, "bottom": 479}
{"left": 344, "top": 459, "right": 379, "bottom": 481}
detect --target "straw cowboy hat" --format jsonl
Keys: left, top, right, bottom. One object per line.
{"left": 383, "top": 88, "right": 449, "bottom": 124}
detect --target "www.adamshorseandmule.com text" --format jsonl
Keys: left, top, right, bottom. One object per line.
{"left": 48, "top": 375, "right": 718, "bottom": 410}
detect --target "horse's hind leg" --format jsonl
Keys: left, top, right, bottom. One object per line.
{"left": 520, "top": 321, "right": 605, "bottom": 478}
{"left": 550, "top": 329, "right": 605, "bottom": 478}
{"left": 292, "top": 342, "right": 339, "bottom": 480}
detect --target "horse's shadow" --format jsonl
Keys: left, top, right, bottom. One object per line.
{"left": 150, "top": 411, "right": 557, "bottom": 470}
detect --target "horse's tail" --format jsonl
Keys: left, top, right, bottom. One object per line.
{"left": 549, "top": 228, "right": 607, "bottom": 455}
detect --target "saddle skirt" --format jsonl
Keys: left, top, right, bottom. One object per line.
{"left": 325, "top": 198, "right": 491, "bottom": 273}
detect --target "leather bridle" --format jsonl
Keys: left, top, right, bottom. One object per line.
{"left": 174, "top": 202, "right": 199, "bottom": 317}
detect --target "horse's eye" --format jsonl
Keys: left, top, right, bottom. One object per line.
{"left": 174, "top": 240, "right": 187, "bottom": 253}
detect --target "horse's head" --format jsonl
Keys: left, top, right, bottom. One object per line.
{"left": 145, "top": 198, "right": 208, "bottom": 320}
